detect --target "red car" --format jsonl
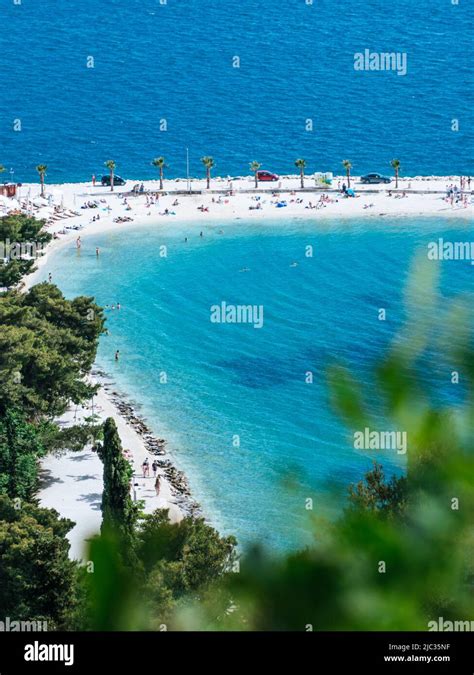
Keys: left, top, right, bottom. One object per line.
{"left": 257, "top": 170, "right": 279, "bottom": 182}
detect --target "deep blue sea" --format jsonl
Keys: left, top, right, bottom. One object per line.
{"left": 1, "top": 0, "right": 473, "bottom": 183}
{"left": 43, "top": 218, "right": 473, "bottom": 550}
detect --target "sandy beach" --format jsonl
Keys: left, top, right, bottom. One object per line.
{"left": 20, "top": 173, "right": 472, "bottom": 288}
{"left": 10, "top": 173, "right": 472, "bottom": 559}
{"left": 37, "top": 369, "right": 199, "bottom": 560}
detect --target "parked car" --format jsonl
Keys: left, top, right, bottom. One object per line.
{"left": 256, "top": 170, "right": 279, "bottom": 182}
{"left": 360, "top": 173, "right": 392, "bottom": 184}
{"left": 101, "top": 175, "right": 126, "bottom": 186}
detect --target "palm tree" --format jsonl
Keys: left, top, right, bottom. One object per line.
{"left": 36, "top": 164, "right": 48, "bottom": 197}
{"left": 342, "top": 160, "right": 352, "bottom": 189}
{"left": 391, "top": 159, "right": 401, "bottom": 189}
{"left": 152, "top": 157, "right": 167, "bottom": 190}
{"left": 250, "top": 161, "right": 261, "bottom": 188}
{"left": 104, "top": 160, "right": 116, "bottom": 191}
{"left": 201, "top": 156, "right": 215, "bottom": 189}
{"left": 295, "top": 159, "right": 306, "bottom": 189}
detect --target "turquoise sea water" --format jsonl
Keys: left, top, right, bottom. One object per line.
{"left": 1, "top": 0, "right": 473, "bottom": 181}
{"left": 43, "top": 217, "right": 472, "bottom": 550}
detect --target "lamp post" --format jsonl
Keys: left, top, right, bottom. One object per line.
{"left": 186, "top": 147, "right": 190, "bottom": 194}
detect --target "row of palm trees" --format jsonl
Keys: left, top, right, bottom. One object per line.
{"left": 1, "top": 158, "right": 402, "bottom": 197}
{"left": 249, "top": 159, "right": 401, "bottom": 189}
{"left": 150, "top": 157, "right": 400, "bottom": 190}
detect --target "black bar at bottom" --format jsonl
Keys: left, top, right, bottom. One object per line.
{"left": 0, "top": 631, "right": 471, "bottom": 673}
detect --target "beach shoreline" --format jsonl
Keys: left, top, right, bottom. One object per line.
{"left": 15, "top": 174, "right": 471, "bottom": 557}
{"left": 37, "top": 365, "right": 202, "bottom": 561}
{"left": 21, "top": 174, "right": 472, "bottom": 290}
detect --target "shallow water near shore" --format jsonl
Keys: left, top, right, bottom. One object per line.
{"left": 43, "top": 217, "right": 472, "bottom": 550}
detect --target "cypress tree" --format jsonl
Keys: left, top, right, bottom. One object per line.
{"left": 99, "top": 418, "right": 137, "bottom": 540}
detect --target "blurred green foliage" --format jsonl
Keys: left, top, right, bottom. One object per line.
{"left": 78, "top": 258, "right": 473, "bottom": 630}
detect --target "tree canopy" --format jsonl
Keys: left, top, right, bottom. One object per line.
{"left": 0, "top": 495, "right": 77, "bottom": 628}
{"left": 0, "top": 283, "right": 105, "bottom": 417}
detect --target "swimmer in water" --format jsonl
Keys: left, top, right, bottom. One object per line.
{"left": 239, "top": 267, "right": 251, "bottom": 272}
{"left": 290, "top": 262, "right": 298, "bottom": 267}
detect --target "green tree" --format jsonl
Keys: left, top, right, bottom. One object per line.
{"left": 342, "top": 159, "right": 352, "bottom": 188}
{"left": 0, "top": 408, "right": 45, "bottom": 500}
{"left": 0, "top": 213, "right": 51, "bottom": 245}
{"left": 78, "top": 508, "right": 237, "bottom": 629}
{"left": 295, "top": 158, "right": 306, "bottom": 188}
{"left": 36, "top": 164, "right": 48, "bottom": 198}
{"left": 0, "top": 259, "right": 35, "bottom": 290}
{"left": 347, "top": 461, "right": 408, "bottom": 520}
{"left": 0, "top": 283, "right": 105, "bottom": 417}
{"left": 98, "top": 418, "right": 138, "bottom": 540}
{"left": 201, "top": 156, "right": 215, "bottom": 189}
{"left": 152, "top": 157, "right": 167, "bottom": 190}
{"left": 249, "top": 161, "right": 261, "bottom": 188}
{"left": 104, "top": 160, "right": 116, "bottom": 192}
{"left": 391, "top": 158, "right": 401, "bottom": 188}
{"left": 0, "top": 495, "right": 77, "bottom": 628}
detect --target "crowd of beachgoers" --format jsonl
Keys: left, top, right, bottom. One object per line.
{"left": 3, "top": 174, "right": 470, "bottom": 246}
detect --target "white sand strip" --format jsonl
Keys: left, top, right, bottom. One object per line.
{"left": 37, "top": 379, "right": 188, "bottom": 561}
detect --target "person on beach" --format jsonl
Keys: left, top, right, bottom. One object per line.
{"left": 115, "top": 350, "right": 120, "bottom": 361}
{"left": 155, "top": 475, "right": 161, "bottom": 496}
{"left": 96, "top": 247, "right": 100, "bottom": 257}
{"left": 76, "top": 236, "right": 81, "bottom": 249}
{"left": 142, "top": 458, "right": 150, "bottom": 478}
{"left": 48, "top": 272, "right": 52, "bottom": 283}
{"left": 152, "top": 460, "right": 158, "bottom": 478}
{"left": 92, "top": 174, "right": 96, "bottom": 186}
